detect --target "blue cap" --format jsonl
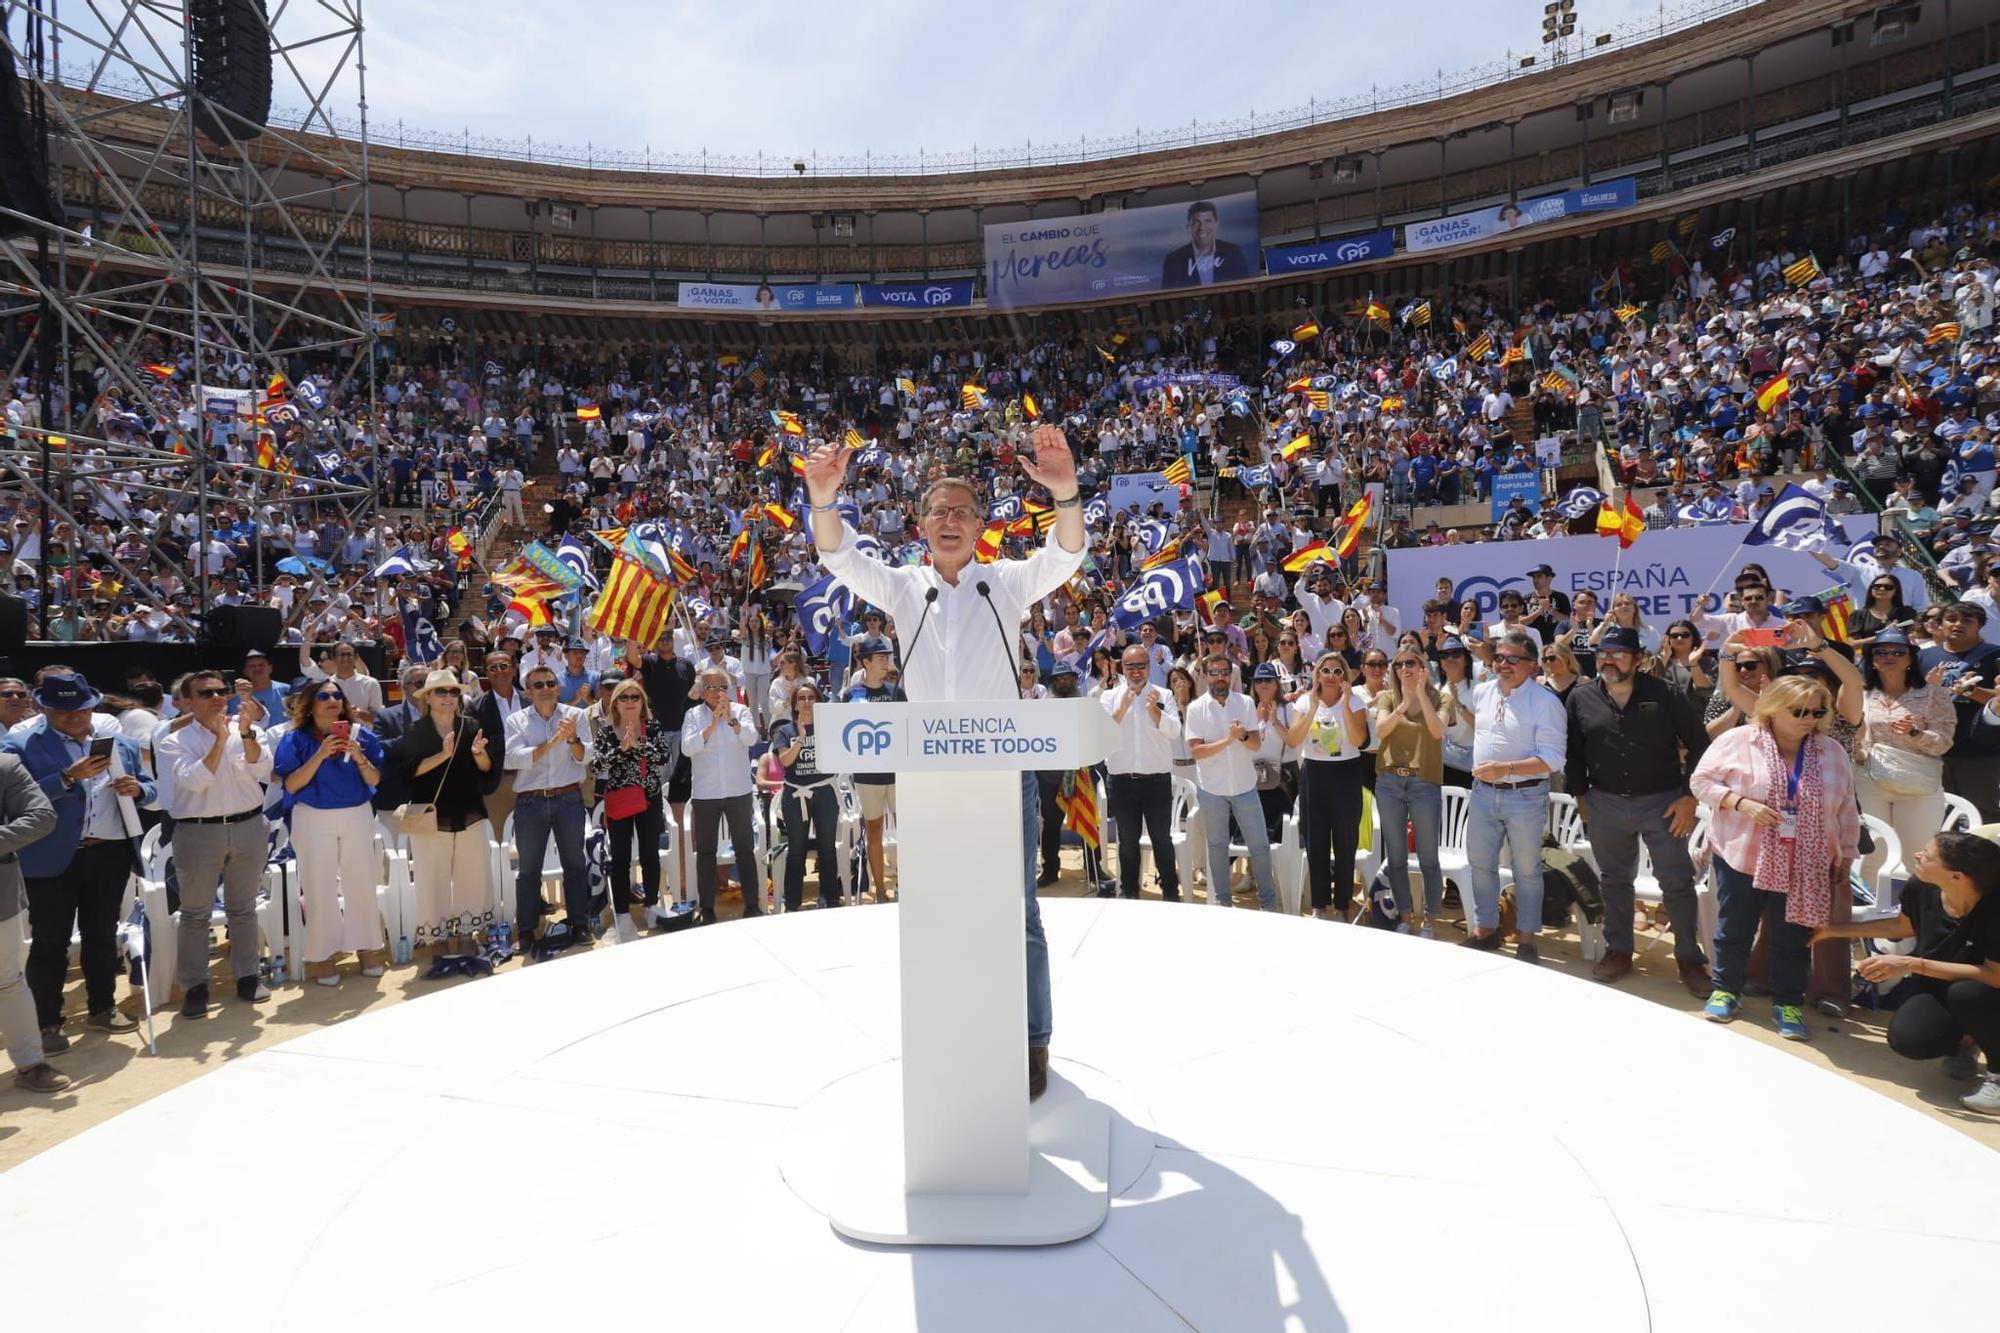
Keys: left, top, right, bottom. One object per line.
{"left": 563, "top": 637, "right": 586, "bottom": 651}
{"left": 1050, "top": 660, "right": 1078, "bottom": 678}
{"left": 858, "top": 636, "right": 894, "bottom": 658}
{"left": 1251, "top": 661, "right": 1281, "bottom": 682}
{"left": 32, "top": 672, "right": 100, "bottom": 712}
{"left": 1599, "top": 626, "right": 1644, "bottom": 654}
{"left": 1868, "top": 627, "right": 1914, "bottom": 651}
{"left": 1438, "top": 637, "right": 1469, "bottom": 655}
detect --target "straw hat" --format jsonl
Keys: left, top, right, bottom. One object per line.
{"left": 420, "top": 668, "right": 462, "bottom": 698}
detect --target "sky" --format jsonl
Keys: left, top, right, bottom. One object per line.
{"left": 310, "top": 0, "right": 1699, "bottom": 164}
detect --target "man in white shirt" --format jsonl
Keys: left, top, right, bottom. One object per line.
{"left": 807, "top": 422, "right": 1083, "bottom": 1101}
{"left": 156, "top": 669, "right": 273, "bottom": 1016}
{"left": 1461, "top": 631, "right": 1568, "bottom": 963}
{"left": 1181, "top": 653, "right": 1276, "bottom": 909}
{"left": 1292, "top": 566, "right": 1346, "bottom": 646}
{"left": 298, "top": 632, "right": 382, "bottom": 723}
{"left": 504, "top": 663, "right": 593, "bottom": 951}
{"left": 698, "top": 631, "right": 747, "bottom": 702}
{"left": 519, "top": 624, "right": 566, "bottom": 680}
{"left": 1720, "top": 579, "right": 1783, "bottom": 640}
{"left": 678, "top": 667, "right": 761, "bottom": 924}
{"left": 1101, "top": 646, "right": 1183, "bottom": 900}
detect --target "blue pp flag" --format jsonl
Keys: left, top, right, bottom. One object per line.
{"left": 796, "top": 573, "right": 854, "bottom": 654}
{"left": 1742, "top": 484, "right": 1841, "bottom": 552}
{"left": 1111, "top": 557, "right": 1201, "bottom": 631}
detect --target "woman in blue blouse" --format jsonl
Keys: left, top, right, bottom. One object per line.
{"left": 275, "top": 683, "right": 387, "bottom": 986}
{"left": 589, "top": 678, "right": 674, "bottom": 937}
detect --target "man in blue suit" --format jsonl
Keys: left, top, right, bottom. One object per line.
{"left": 2, "top": 673, "right": 155, "bottom": 1050}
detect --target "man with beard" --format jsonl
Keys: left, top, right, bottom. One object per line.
{"left": 1564, "top": 627, "right": 1711, "bottom": 993}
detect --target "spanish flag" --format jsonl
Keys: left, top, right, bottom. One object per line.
{"left": 1755, "top": 374, "right": 1791, "bottom": 414}
{"left": 141, "top": 362, "right": 176, "bottom": 380}
{"left": 789, "top": 453, "right": 808, "bottom": 477}
{"left": 756, "top": 440, "right": 779, "bottom": 469}
{"left": 748, "top": 543, "right": 767, "bottom": 591}
{"left": 717, "top": 354, "right": 742, "bottom": 368}
{"left": 1161, "top": 456, "right": 1192, "bottom": 487}
{"left": 1197, "top": 588, "right": 1227, "bottom": 626}
{"left": 446, "top": 527, "right": 471, "bottom": 560}
{"left": 771, "top": 409, "right": 804, "bottom": 436}
{"left": 1332, "top": 493, "right": 1372, "bottom": 559}
{"left": 974, "top": 521, "right": 1006, "bottom": 564}
{"left": 1292, "top": 319, "right": 1322, "bottom": 342}
{"left": 1022, "top": 391, "right": 1041, "bottom": 422}
{"left": 254, "top": 435, "right": 276, "bottom": 470}
{"left": 762, "top": 502, "right": 799, "bottom": 531}
{"left": 509, "top": 597, "right": 554, "bottom": 628}
{"left": 728, "top": 529, "right": 750, "bottom": 565}
{"left": 1284, "top": 375, "right": 1314, "bottom": 393}
{"left": 1597, "top": 497, "right": 1642, "bottom": 549}
{"left": 1363, "top": 302, "right": 1390, "bottom": 326}
{"left": 1280, "top": 435, "right": 1315, "bottom": 462}
{"left": 1282, "top": 541, "right": 1333, "bottom": 574}
{"left": 576, "top": 404, "right": 602, "bottom": 422}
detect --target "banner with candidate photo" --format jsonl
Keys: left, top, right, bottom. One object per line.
{"left": 984, "top": 191, "right": 1261, "bottom": 310}
{"left": 676, "top": 282, "right": 857, "bottom": 312}
{"left": 1403, "top": 178, "right": 1637, "bottom": 255}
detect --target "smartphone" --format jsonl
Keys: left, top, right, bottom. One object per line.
{"left": 1740, "top": 627, "right": 1786, "bottom": 648}
{"left": 88, "top": 737, "right": 114, "bottom": 760}
{"left": 331, "top": 721, "right": 351, "bottom": 743}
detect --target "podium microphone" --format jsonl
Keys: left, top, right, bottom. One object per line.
{"left": 973, "top": 581, "right": 1019, "bottom": 685}
{"left": 902, "top": 587, "right": 941, "bottom": 669}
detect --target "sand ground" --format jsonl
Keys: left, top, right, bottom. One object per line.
{"left": 3, "top": 862, "right": 1995, "bottom": 1172}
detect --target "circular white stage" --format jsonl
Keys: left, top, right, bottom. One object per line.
{"left": 4, "top": 900, "right": 1995, "bottom": 1331}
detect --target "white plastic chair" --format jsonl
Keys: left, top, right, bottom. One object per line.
{"left": 1941, "top": 793, "right": 1978, "bottom": 836}
{"left": 134, "top": 821, "right": 290, "bottom": 996}
{"left": 1626, "top": 809, "right": 1712, "bottom": 958}
{"left": 1433, "top": 784, "right": 1477, "bottom": 906}
{"left": 1131, "top": 776, "right": 1196, "bottom": 899}
{"left": 1851, "top": 814, "right": 1907, "bottom": 927}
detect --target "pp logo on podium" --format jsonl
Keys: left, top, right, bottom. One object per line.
{"left": 843, "top": 718, "right": 894, "bottom": 758}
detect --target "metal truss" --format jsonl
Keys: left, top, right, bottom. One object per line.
{"left": 0, "top": 0, "right": 376, "bottom": 638}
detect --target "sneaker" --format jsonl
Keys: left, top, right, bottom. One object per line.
{"left": 13, "top": 1063, "right": 71, "bottom": 1095}
{"left": 236, "top": 976, "right": 272, "bottom": 1003}
{"left": 1703, "top": 990, "right": 1741, "bottom": 1023}
{"left": 179, "top": 984, "right": 209, "bottom": 1019}
{"left": 1942, "top": 1051, "right": 1981, "bottom": 1083}
{"left": 1773, "top": 1003, "right": 1810, "bottom": 1041}
{"left": 1962, "top": 1074, "right": 2000, "bottom": 1116}
{"left": 86, "top": 1008, "right": 138, "bottom": 1033}
{"left": 38, "top": 1025, "right": 69, "bottom": 1055}
{"left": 1418, "top": 922, "right": 1437, "bottom": 940}
{"left": 314, "top": 973, "right": 340, "bottom": 988}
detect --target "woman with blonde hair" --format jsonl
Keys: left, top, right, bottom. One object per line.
{"left": 1589, "top": 591, "right": 1657, "bottom": 654}
{"left": 389, "top": 668, "right": 499, "bottom": 973}
{"left": 767, "top": 648, "right": 810, "bottom": 727}
{"left": 590, "top": 677, "right": 674, "bottom": 938}
{"left": 1281, "top": 652, "right": 1371, "bottom": 920}
{"left": 1690, "top": 675, "right": 1860, "bottom": 1040}
{"left": 274, "top": 681, "right": 387, "bottom": 985}
{"left": 1373, "top": 645, "right": 1449, "bottom": 936}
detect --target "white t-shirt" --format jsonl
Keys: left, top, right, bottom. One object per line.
{"left": 1299, "top": 694, "right": 1366, "bottom": 763}
{"left": 1183, "top": 690, "right": 1260, "bottom": 798}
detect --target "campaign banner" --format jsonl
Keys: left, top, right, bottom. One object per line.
{"left": 1129, "top": 371, "right": 1242, "bottom": 394}
{"left": 1385, "top": 516, "right": 1878, "bottom": 639}
{"left": 1491, "top": 472, "right": 1542, "bottom": 521}
{"left": 1262, "top": 228, "right": 1395, "bottom": 276}
{"left": 858, "top": 281, "right": 974, "bottom": 310}
{"left": 676, "top": 282, "right": 857, "bottom": 312}
{"left": 1403, "top": 177, "right": 1638, "bottom": 255}
{"left": 984, "top": 191, "right": 1261, "bottom": 310}
{"left": 1107, "top": 472, "right": 1182, "bottom": 517}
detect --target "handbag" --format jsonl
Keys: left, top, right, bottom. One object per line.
{"left": 392, "top": 720, "right": 459, "bottom": 836}
{"left": 1864, "top": 740, "right": 1941, "bottom": 800}
{"left": 604, "top": 754, "right": 649, "bottom": 821}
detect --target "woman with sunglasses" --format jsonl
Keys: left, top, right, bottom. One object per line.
{"left": 1658, "top": 618, "right": 1715, "bottom": 711}
{"left": 390, "top": 669, "right": 498, "bottom": 969}
{"left": 1322, "top": 623, "right": 1359, "bottom": 671}
{"left": 1165, "top": 666, "right": 1200, "bottom": 778}
{"left": 1588, "top": 591, "right": 1657, "bottom": 656}
{"left": 1691, "top": 676, "right": 1860, "bottom": 1039}
{"left": 1539, "top": 642, "right": 1583, "bottom": 705}
{"left": 1282, "top": 653, "right": 1371, "bottom": 920}
{"left": 590, "top": 679, "right": 674, "bottom": 937}
{"left": 1855, "top": 626, "right": 1956, "bottom": 884}
{"left": 1849, "top": 573, "right": 1917, "bottom": 642}
{"left": 770, "top": 681, "right": 845, "bottom": 911}
{"left": 1373, "top": 650, "right": 1449, "bottom": 935}
{"left": 1436, "top": 637, "right": 1478, "bottom": 789}
{"left": 1248, "top": 664, "right": 1298, "bottom": 845}
{"left": 1707, "top": 642, "right": 1782, "bottom": 738}
{"left": 766, "top": 648, "right": 810, "bottom": 727}
{"left": 1268, "top": 629, "right": 1309, "bottom": 695}
{"left": 275, "top": 683, "right": 388, "bottom": 986}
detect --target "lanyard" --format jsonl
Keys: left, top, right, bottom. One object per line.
{"left": 1783, "top": 740, "right": 1809, "bottom": 809}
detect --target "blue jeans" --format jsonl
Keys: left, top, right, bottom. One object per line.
{"left": 1711, "top": 853, "right": 1811, "bottom": 1005}
{"left": 1020, "top": 772, "right": 1052, "bottom": 1048}
{"left": 1466, "top": 781, "right": 1548, "bottom": 935}
{"left": 1375, "top": 772, "right": 1444, "bottom": 917}
{"left": 514, "top": 788, "right": 589, "bottom": 940}
{"left": 1196, "top": 787, "right": 1276, "bottom": 909}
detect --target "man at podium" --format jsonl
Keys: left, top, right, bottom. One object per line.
{"left": 806, "top": 425, "right": 1086, "bottom": 1100}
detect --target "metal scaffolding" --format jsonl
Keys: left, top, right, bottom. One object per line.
{"left": 0, "top": 0, "right": 375, "bottom": 640}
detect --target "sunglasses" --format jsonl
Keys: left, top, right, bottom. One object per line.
{"left": 1494, "top": 653, "right": 1534, "bottom": 666}
{"left": 1871, "top": 646, "right": 1911, "bottom": 657}
{"left": 1788, "top": 707, "right": 1828, "bottom": 719}
{"left": 1394, "top": 660, "right": 1424, "bottom": 670}
{"left": 1363, "top": 661, "right": 1388, "bottom": 669}
{"left": 313, "top": 690, "right": 344, "bottom": 702}
{"left": 0, "top": 690, "right": 27, "bottom": 699}
{"left": 1733, "top": 659, "right": 1767, "bottom": 670}
{"left": 1318, "top": 666, "right": 1346, "bottom": 677}
{"left": 429, "top": 687, "right": 462, "bottom": 699}
{"left": 1665, "top": 630, "right": 1694, "bottom": 640}
{"left": 528, "top": 680, "right": 559, "bottom": 690}
{"left": 193, "top": 686, "right": 228, "bottom": 698}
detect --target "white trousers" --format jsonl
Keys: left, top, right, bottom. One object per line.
{"left": 1854, "top": 771, "right": 1944, "bottom": 888}
{"left": 409, "top": 825, "right": 495, "bottom": 944}
{"left": 292, "top": 803, "right": 383, "bottom": 962}
{"left": 0, "top": 911, "right": 42, "bottom": 1070}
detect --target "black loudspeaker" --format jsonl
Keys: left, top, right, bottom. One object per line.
{"left": 189, "top": 0, "right": 272, "bottom": 144}
{"left": 205, "top": 604, "right": 281, "bottom": 654}
{"left": 0, "top": 594, "right": 25, "bottom": 651}
{"left": 0, "top": 44, "right": 57, "bottom": 238}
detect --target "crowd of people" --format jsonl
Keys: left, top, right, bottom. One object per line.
{"left": 0, "top": 193, "right": 1997, "bottom": 1124}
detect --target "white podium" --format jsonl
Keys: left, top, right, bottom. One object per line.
{"left": 810, "top": 696, "right": 1116, "bottom": 1246}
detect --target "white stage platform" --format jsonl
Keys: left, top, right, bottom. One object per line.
{"left": 3, "top": 900, "right": 1996, "bottom": 1331}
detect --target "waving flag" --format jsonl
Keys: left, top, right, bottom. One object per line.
{"left": 1332, "top": 493, "right": 1373, "bottom": 559}
{"left": 1782, "top": 254, "right": 1821, "bottom": 286}
{"left": 988, "top": 495, "right": 1025, "bottom": 525}
{"left": 1614, "top": 303, "right": 1644, "bottom": 323}
{"left": 1111, "top": 556, "right": 1202, "bottom": 631}
{"left": 1755, "top": 375, "right": 1792, "bottom": 414}
{"left": 895, "top": 376, "right": 917, "bottom": 396}
{"left": 1709, "top": 227, "right": 1737, "bottom": 250}
{"left": 254, "top": 435, "right": 276, "bottom": 470}
{"left": 762, "top": 502, "right": 799, "bottom": 532}
{"left": 973, "top": 522, "right": 1006, "bottom": 564}
{"left": 961, "top": 383, "right": 989, "bottom": 411}
{"left": 1238, "top": 464, "right": 1273, "bottom": 489}
{"left": 520, "top": 540, "right": 584, "bottom": 593}
{"left": 1742, "top": 483, "right": 1841, "bottom": 552}
{"left": 372, "top": 547, "right": 423, "bottom": 579}
{"left": 1292, "top": 318, "right": 1322, "bottom": 341}
{"left": 1928, "top": 322, "right": 1962, "bottom": 346}
{"left": 1281, "top": 435, "right": 1315, "bottom": 462}
{"left": 1558, "top": 487, "right": 1605, "bottom": 520}
{"left": 297, "top": 379, "right": 327, "bottom": 412}
{"left": 575, "top": 404, "right": 601, "bottom": 423}
{"left": 1282, "top": 542, "right": 1333, "bottom": 574}
{"left": 854, "top": 445, "right": 889, "bottom": 470}
{"left": 1270, "top": 339, "right": 1297, "bottom": 357}
{"left": 1465, "top": 331, "right": 1493, "bottom": 361}
{"left": 490, "top": 555, "right": 568, "bottom": 603}
{"left": 1132, "top": 518, "right": 1172, "bottom": 558}
{"left": 555, "top": 535, "right": 599, "bottom": 590}
{"left": 446, "top": 527, "right": 472, "bottom": 562}
{"left": 509, "top": 597, "right": 554, "bottom": 628}
{"left": 1676, "top": 503, "right": 1733, "bottom": 526}
{"left": 1813, "top": 585, "right": 1855, "bottom": 645}
{"left": 1161, "top": 456, "right": 1192, "bottom": 488}
{"left": 1021, "top": 391, "right": 1042, "bottom": 421}
{"left": 1083, "top": 496, "right": 1109, "bottom": 530}
{"left": 587, "top": 534, "right": 678, "bottom": 645}
{"left": 795, "top": 572, "right": 854, "bottom": 654}
{"left": 1430, "top": 357, "right": 1459, "bottom": 384}
{"left": 401, "top": 605, "right": 445, "bottom": 665}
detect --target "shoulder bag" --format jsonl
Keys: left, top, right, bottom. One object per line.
{"left": 392, "top": 720, "right": 458, "bottom": 836}
{"left": 604, "top": 751, "right": 650, "bottom": 821}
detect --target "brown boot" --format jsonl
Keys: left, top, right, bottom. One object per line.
{"left": 1590, "top": 949, "right": 1634, "bottom": 984}
{"left": 1678, "top": 961, "right": 1714, "bottom": 1000}
{"left": 1028, "top": 1045, "right": 1049, "bottom": 1102}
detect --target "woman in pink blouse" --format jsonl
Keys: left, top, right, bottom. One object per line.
{"left": 1691, "top": 675, "right": 1860, "bottom": 1041}
{"left": 1853, "top": 627, "right": 1956, "bottom": 884}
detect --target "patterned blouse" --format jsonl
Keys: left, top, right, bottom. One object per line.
{"left": 588, "top": 718, "right": 674, "bottom": 799}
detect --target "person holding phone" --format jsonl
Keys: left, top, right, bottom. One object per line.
{"left": 275, "top": 684, "right": 387, "bottom": 986}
